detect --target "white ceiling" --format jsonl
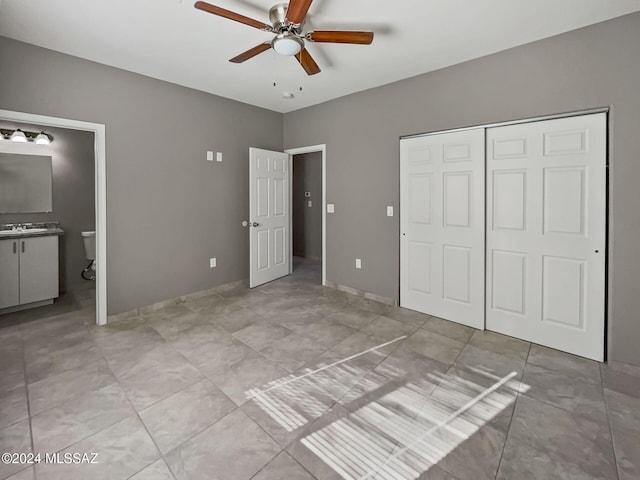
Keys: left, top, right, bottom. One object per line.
{"left": 1, "top": 0, "right": 639, "bottom": 113}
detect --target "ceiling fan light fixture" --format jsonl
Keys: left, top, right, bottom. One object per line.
{"left": 272, "top": 32, "right": 303, "bottom": 56}
{"left": 194, "top": 1, "right": 374, "bottom": 76}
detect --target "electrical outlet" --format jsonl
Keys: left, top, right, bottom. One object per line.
{"left": 308, "top": 200, "right": 312, "bottom": 208}
{"left": 327, "top": 204, "right": 335, "bottom": 213}
{"left": 387, "top": 206, "right": 394, "bottom": 217}
{"left": 216, "top": 152, "right": 222, "bottom": 162}
{"left": 206, "top": 151, "right": 214, "bottom": 161}
{"left": 210, "top": 257, "right": 216, "bottom": 268}
{"left": 355, "top": 258, "right": 362, "bottom": 269}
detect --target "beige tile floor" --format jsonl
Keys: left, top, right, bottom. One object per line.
{"left": 0, "top": 259, "right": 639, "bottom": 480}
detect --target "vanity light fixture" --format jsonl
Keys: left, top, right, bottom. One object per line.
{"left": 0, "top": 128, "right": 53, "bottom": 144}
{"left": 10, "top": 129, "right": 27, "bottom": 143}
{"left": 35, "top": 132, "right": 51, "bottom": 145}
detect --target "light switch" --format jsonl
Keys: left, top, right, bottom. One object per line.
{"left": 216, "top": 152, "right": 223, "bottom": 162}
{"left": 308, "top": 200, "right": 312, "bottom": 208}
{"left": 387, "top": 206, "right": 394, "bottom": 217}
{"left": 355, "top": 258, "right": 362, "bottom": 269}
{"left": 206, "top": 151, "right": 214, "bottom": 161}
{"left": 210, "top": 257, "right": 217, "bottom": 268}
{"left": 327, "top": 204, "right": 335, "bottom": 213}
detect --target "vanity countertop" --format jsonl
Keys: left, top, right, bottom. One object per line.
{"left": 0, "top": 222, "right": 64, "bottom": 239}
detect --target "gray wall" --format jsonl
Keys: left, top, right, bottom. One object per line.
{"left": 0, "top": 36, "right": 283, "bottom": 314}
{"left": 283, "top": 12, "right": 640, "bottom": 367}
{"left": 0, "top": 122, "right": 95, "bottom": 289}
{"left": 292, "top": 152, "right": 322, "bottom": 260}
{"left": 2, "top": 12, "right": 639, "bottom": 366}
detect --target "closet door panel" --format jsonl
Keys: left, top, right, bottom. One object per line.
{"left": 401, "top": 129, "right": 485, "bottom": 329}
{"left": 486, "top": 113, "right": 606, "bottom": 361}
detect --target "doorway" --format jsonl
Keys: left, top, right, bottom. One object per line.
{"left": 286, "top": 145, "right": 327, "bottom": 286}
{"left": 292, "top": 151, "right": 323, "bottom": 283}
{"left": 0, "top": 109, "right": 107, "bottom": 325}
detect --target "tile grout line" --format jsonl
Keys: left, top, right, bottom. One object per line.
{"left": 15, "top": 310, "right": 97, "bottom": 478}
{"left": 29, "top": 315, "right": 117, "bottom": 457}
{"left": 26, "top": 355, "right": 109, "bottom": 414}
{"left": 98, "top": 318, "right": 205, "bottom": 387}
{"left": 155, "top": 406, "right": 245, "bottom": 479}
{"left": 23, "top": 312, "right": 104, "bottom": 405}
{"left": 320, "top": 320, "right": 434, "bottom": 479}
{"left": 287, "top": 452, "right": 322, "bottom": 480}
{"left": 243, "top": 309, "right": 406, "bottom": 479}
{"left": 421, "top": 320, "right": 478, "bottom": 480}
{"left": 18, "top": 331, "right": 35, "bottom": 479}
{"left": 128, "top": 408, "right": 179, "bottom": 480}
{"left": 241, "top": 411, "right": 290, "bottom": 478}
{"left": 103, "top": 353, "right": 180, "bottom": 480}
{"left": 601, "top": 374, "right": 622, "bottom": 480}
{"left": 492, "top": 342, "right": 532, "bottom": 480}
{"left": 27, "top": 315, "right": 172, "bottom": 477}
{"left": 114, "top": 322, "right": 263, "bottom": 478}
{"left": 246, "top": 336, "right": 408, "bottom": 400}
{"left": 32, "top": 348, "right": 176, "bottom": 479}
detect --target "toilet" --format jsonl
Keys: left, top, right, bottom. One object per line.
{"left": 81, "top": 231, "right": 96, "bottom": 280}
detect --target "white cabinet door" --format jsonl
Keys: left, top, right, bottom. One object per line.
{"left": 486, "top": 113, "right": 606, "bottom": 361}
{"left": 0, "top": 239, "right": 20, "bottom": 309}
{"left": 400, "top": 129, "right": 485, "bottom": 329}
{"left": 19, "top": 236, "right": 59, "bottom": 305}
{"left": 249, "top": 148, "right": 290, "bottom": 288}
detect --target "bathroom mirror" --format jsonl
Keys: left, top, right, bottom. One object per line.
{"left": 0, "top": 153, "right": 53, "bottom": 213}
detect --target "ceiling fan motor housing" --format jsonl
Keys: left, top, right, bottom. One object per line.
{"left": 269, "top": 3, "right": 305, "bottom": 31}
{"left": 269, "top": 3, "right": 305, "bottom": 56}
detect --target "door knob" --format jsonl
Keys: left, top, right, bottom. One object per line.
{"left": 252, "top": 222, "right": 260, "bottom": 227}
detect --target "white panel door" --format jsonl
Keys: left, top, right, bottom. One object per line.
{"left": 400, "top": 129, "right": 485, "bottom": 329}
{"left": 250, "top": 148, "right": 290, "bottom": 288}
{"left": 486, "top": 113, "right": 606, "bottom": 361}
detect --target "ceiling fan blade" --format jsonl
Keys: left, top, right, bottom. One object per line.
{"left": 229, "top": 43, "right": 272, "bottom": 63}
{"left": 194, "top": 1, "right": 272, "bottom": 31}
{"left": 286, "top": 0, "right": 314, "bottom": 24}
{"left": 295, "top": 48, "right": 321, "bottom": 75}
{"left": 307, "top": 30, "right": 374, "bottom": 44}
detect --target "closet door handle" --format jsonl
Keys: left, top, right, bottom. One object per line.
{"left": 13, "top": 241, "right": 17, "bottom": 254}
{"left": 21, "top": 241, "right": 25, "bottom": 253}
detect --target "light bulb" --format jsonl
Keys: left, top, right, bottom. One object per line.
{"left": 10, "top": 129, "right": 27, "bottom": 143}
{"left": 272, "top": 33, "right": 303, "bottom": 56}
{"left": 35, "top": 132, "right": 50, "bottom": 145}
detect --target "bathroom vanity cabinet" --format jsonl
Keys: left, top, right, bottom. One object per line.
{"left": 0, "top": 235, "right": 59, "bottom": 311}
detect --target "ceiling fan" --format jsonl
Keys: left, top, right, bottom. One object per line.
{"left": 194, "top": 0, "right": 374, "bottom": 75}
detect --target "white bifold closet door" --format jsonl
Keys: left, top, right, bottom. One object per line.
{"left": 400, "top": 129, "right": 485, "bottom": 329}
{"left": 486, "top": 113, "right": 606, "bottom": 361}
